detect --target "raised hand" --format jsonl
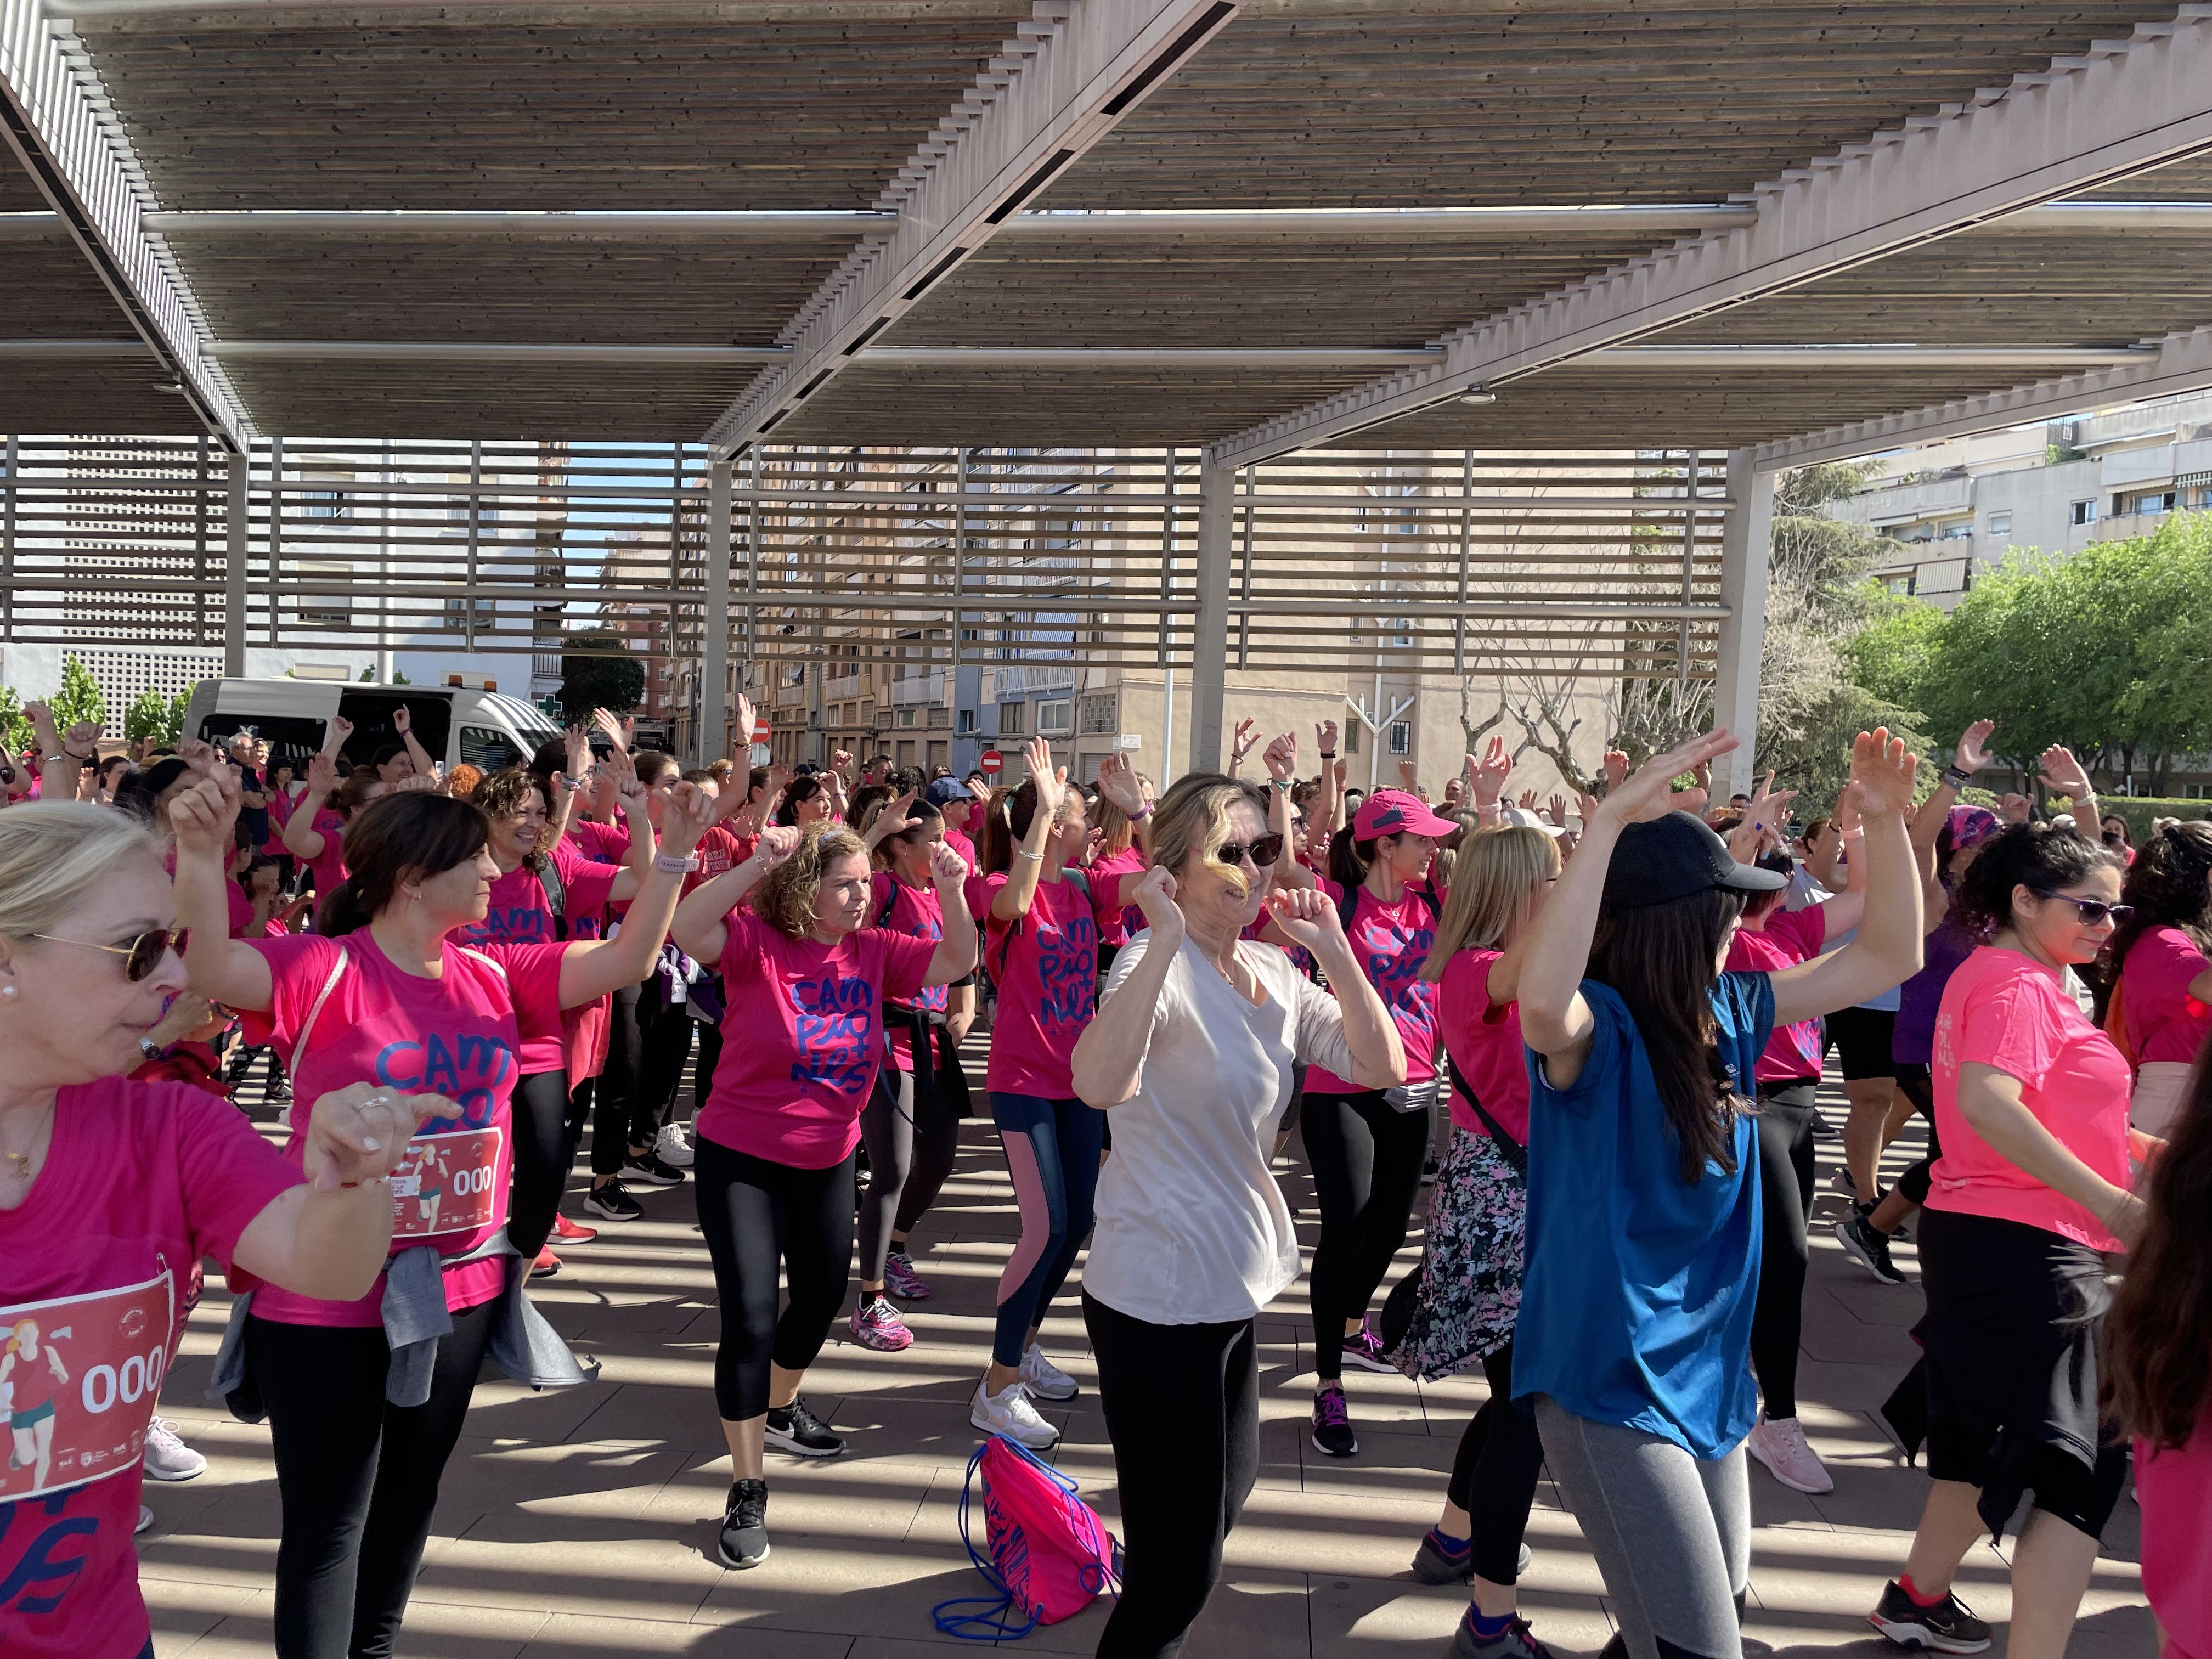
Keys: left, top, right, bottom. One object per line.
{"left": 304, "top": 751, "right": 337, "bottom": 801}
{"left": 301, "top": 1083, "right": 452, "bottom": 1192}
{"left": 967, "top": 775, "right": 993, "bottom": 805}
{"left": 391, "top": 774, "right": 437, "bottom": 794}
{"left": 766, "top": 762, "right": 793, "bottom": 796}
{"left": 1846, "top": 729, "right": 1919, "bottom": 820}
{"left": 168, "top": 772, "right": 241, "bottom": 855}
{"left": 391, "top": 706, "right": 411, "bottom": 735}
{"left": 1023, "top": 736, "right": 1064, "bottom": 818}
{"left": 1602, "top": 749, "right": 1629, "bottom": 793}
{"left": 1517, "top": 788, "right": 1539, "bottom": 810}
{"left": 1397, "top": 758, "right": 1420, "bottom": 791}
{"left": 1954, "top": 719, "right": 1995, "bottom": 776}
{"left": 1598, "top": 728, "right": 1742, "bottom": 826}
{"left": 733, "top": 693, "right": 758, "bottom": 754}
{"left": 754, "top": 823, "right": 802, "bottom": 867}
{"left": 565, "top": 723, "right": 591, "bottom": 777}
{"left": 64, "top": 720, "right": 103, "bottom": 755}
{"left": 928, "top": 838, "right": 970, "bottom": 888}
{"left": 329, "top": 715, "right": 354, "bottom": 743}
{"left": 1267, "top": 883, "right": 1345, "bottom": 953}
{"left": 1548, "top": 793, "right": 1569, "bottom": 828}
{"left": 2000, "top": 792, "right": 2032, "bottom": 824}
{"left": 1231, "top": 719, "right": 1260, "bottom": 763}
{"left": 22, "top": 702, "right": 57, "bottom": 747}
{"left": 2038, "top": 744, "right": 2093, "bottom": 800}
{"left": 659, "top": 780, "right": 713, "bottom": 856}
{"left": 1331, "top": 755, "right": 1349, "bottom": 789}
{"left": 831, "top": 748, "right": 855, "bottom": 776}
{"left": 1263, "top": 732, "right": 1297, "bottom": 782}
{"left": 1096, "top": 752, "right": 1146, "bottom": 813}
{"left": 1130, "top": 865, "right": 1182, "bottom": 941}
{"left": 1471, "top": 735, "right": 1511, "bottom": 805}
{"left": 1314, "top": 719, "right": 1339, "bottom": 759}
{"left": 864, "top": 788, "right": 924, "bottom": 849}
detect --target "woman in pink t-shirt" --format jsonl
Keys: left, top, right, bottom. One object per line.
{"left": 2105, "top": 1056, "right": 2212, "bottom": 1659}
{"left": 175, "top": 771, "right": 710, "bottom": 1659}
{"left": 2105, "top": 820, "right": 2212, "bottom": 1135}
{"left": 1874, "top": 823, "right": 2143, "bottom": 1659}
{"left": 281, "top": 751, "right": 380, "bottom": 904}
{"left": 1386, "top": 822, "right": 1558, "bottom": 1649}
{"left": 671, "top": 818, "right": 973, "bottom": 1570}
{"left": 971, "top": 738, "right": 1125, "bottom": 1451}
{"left": 1305, "top": 785, "right": 1457, "bottom": 1457}
{"left": 0, "top": 799, "right": 439, "bottom": 1659}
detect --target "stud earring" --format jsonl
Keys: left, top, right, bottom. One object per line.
{"left": 1, "top": 985, "right": 16, "bottom": 998}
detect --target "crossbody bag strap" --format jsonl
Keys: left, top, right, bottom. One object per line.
{"left": 1444, "top": 1047, "right": 1527, "bottom": 1176}
{"left": 291, "top": 944, "right": 351, "bottom": 1059}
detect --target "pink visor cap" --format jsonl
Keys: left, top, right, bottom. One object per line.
{"left": 1352, "top": 788, "right": 1460, "bottom": 841}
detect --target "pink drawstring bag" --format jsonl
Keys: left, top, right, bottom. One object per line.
{"left": 932, "top": 1434, "right": 1122, "bottom": 1640}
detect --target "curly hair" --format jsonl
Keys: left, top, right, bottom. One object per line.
{"left": 471, "top": 767, "right": 552, "bottom": 874}
{"left": 1950, "top": 822, "right": 2120, "bottom": 942}
{"left": 2104, "top": 820, "right": 2212, "bottom": 975}
{"left": 754, "top": 822, "right": 870, "bottom": 939}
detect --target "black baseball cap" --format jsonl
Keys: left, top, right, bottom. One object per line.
{"left": 1601, "top": 810, "right": 1788, "bottom": 910}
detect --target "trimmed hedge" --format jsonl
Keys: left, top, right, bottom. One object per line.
{"left": 2094, "top": 797, "right": 2211, "bottom": 840}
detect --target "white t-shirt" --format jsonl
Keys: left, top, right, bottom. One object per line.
{"left": 1083, "top": 929, "right": 1359, "bottom": 1326}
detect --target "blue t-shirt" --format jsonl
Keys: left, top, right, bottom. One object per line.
{"left": 1513, "top": 971, "right": 1774, "bottom": 1459}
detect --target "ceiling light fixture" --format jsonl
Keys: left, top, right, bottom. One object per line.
{"left": 1459, "top": 386, "right": 1497, "bottom": 406}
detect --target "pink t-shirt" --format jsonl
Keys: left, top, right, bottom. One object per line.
{"left": 1725, "top": 906, "right": 1828, "bottom": 1082}
{"left": 457, "top": 840, "right": 620, "bottom": 951}
{"left": 944, "top": 825, "right": 978, "bottom": 876}
{"left": 685, "top": 825, "right": 755, "bottom": 898}
{"left": 264, "top": 782, "right": 301, "bottom": 856}
{"left": 1088, "top": 846, "right": 1146, "bottom": 947}
{"left": 303, "top": 806, "right": 347, "bottom": 898}
{"left": 238, "top": 931, "right": 566, "bottom": 1324}
{"left": 1436, "top": 948, "right": 1531, "bottom": 1142}
{"left": 871, "top": 871, "right": 949, "bottom": 1071}
{"left": 2122, "top": 926, "right": 2212, "bottom": 1066}
{"left": 225, "top": 877, "right": 255, "bottom": 939}
{"left": 701, "top": 908, "right": 935, "bottom": 1168}
{"left": 2138, "top": 1421, "right": 2212, "bottom": 1659}
{"left": 1928, "top": 946, "right": 2133, "bottom": 1250}
{"left": 1306, "top": 878, "right": 1441, "bottom": 1093}
{"left": 0, "top": 1079, "right": 298, "bottom": 1659}
{"left": 982, "top": 871, "right": 1101, "bottom": 1097}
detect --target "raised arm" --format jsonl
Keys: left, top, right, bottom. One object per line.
{"left": 171, "top": 770, "right": 277, "bottom": 1011}
{"left": 1813, "top": 786, "right": 1869, "bottom": 937}
{"left": 991, "top": 736, "right": 1062, "bottom": 923}
{"left": 390, "top": 704, "right": 437, "bottom": 780}
{"left": 281, "top": 752, "right": 336, "bottom": 861}
{"left": 673, "top": 823, "right": 797, "bottom": 963}
{"left": 1770, "top": 731, "right": 1923, "bottom": 1026}
{"left": 596, "top": 746, "right": 654, "bottom": 901}
{"left": 552, "top": 780, "right": 702, "bottom": 1008}
{"left": 1095, "top": 753, "right": 1150, "bottom": 861}
{"left": 2037, "top": 743, "right": 2099, "bottom": 834}
{"left": 1269, "top": 887, "right": 1405, "bottom": 1087}
{"left": 1262, "top": 733, "right": 1316, "bottom": 890}
{"left": 1518, "top": 730, "right": 1741, "bottom": 1086}
{"left": 1469, "top": 735, "right": 1510, "bottom": 828}
{"left": 1070, "top": 868, "right": 1182, "bottom": 1107}
{"left": 921, "top": 840, "right": 978, "bottom": 986}
{"left": 1912, "top": 718, "right": 1993, "bottom": 891}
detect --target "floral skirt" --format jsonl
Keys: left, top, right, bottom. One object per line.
{"left": 1383, "top": 1125, "right": 1526, "bottom": 1383}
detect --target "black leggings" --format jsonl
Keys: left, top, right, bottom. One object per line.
{"left": 856, "top": 1062, "right": 964, "bottom": 1285}
{"left": 596, "top": 1000, "right": 720, "bottom": 1176}
{"left": 1893, "top": 1066, "right": 1943, "bottom": 1208}
{"left": 248, "top": 1304, "right": 498, "bottom": 1659}
{"left": 693, "top": 1133, "right": 855, "bottom": 1420}
{"left": 1444, "top": 1341, "right": 1545, "bottom": 1587}
{"left": 1085, "top": 1291, "right": 1258, "bottom": 1659}
{"left": 892, "top": 1058, "right": 962, "bottom": 1240}
{"left": 1750, "top": 1080, "right": 1819, "bottom": 1420}
{"left": 1302, "top": 1088, "right": 1431, "bottom": 1382}
{"left": 507, "top": 1068, "right": 571, "bottom": 1258}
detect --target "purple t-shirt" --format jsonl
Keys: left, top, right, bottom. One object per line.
{"left": 1894, "top": 917, "right": 1978, "bottom": 1068}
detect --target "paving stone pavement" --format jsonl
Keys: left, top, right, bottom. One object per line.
{"left": 143, "top": 1063, "right": 2153, "bottom": 1658}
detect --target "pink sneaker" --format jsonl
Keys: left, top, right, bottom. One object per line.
{"left": 1747, "top": 1415, "right": 1834, "bottom": 1494}
{"left": 883, "top": 1249, "right": 934, "bottom": 1301}
{"left": 848, "top": 1296, "right": 915, "bottom": 1352}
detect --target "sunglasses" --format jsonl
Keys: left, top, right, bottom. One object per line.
{"left": 1215, "top": 833, "right": 1285, "bottom": 869}
{"left": 2029, "top": 890, "right": 2134, "bottom": 927}
{"left": 30, "top": 926, "right": 188, "bottom": 982}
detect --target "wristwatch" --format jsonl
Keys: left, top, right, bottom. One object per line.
{"left": 1940, "top": 764, "right": 1973, "bottom": 789}
{"left": 1318, "top": 751, "right": 1336, "bottom": 760}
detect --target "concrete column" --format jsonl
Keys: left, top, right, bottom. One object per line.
{"left": 703, "top": 458, "right": 732, "bottom": 764}
{"left": 1712, "top": 452, "right": 1776, "bottom": 799}
{"left": 224, "top": 448, "right": 249, "bottom": 676}
{"left": 1186, "top": 460, "right": 1233, "bottom": 775}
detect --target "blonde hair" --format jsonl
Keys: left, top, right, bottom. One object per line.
{"left": 755, "top": 822, "right": 871, "bottom": 939}
{"left": 1420, "top": 826, "right": 1560, "bottom": 982}
{"left": 1148, "top": 772, "right": 1272, "bottom": 900}
{"left": 0, "top": 801, "right": 162, "bottom": 943}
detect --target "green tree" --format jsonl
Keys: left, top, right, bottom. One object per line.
{"left": 51, "top": 656, "right": 108, "bottom": 733}
{"left": 0, "top": 685, "right": 29, "bottom": 753}
{"left": 558, "top": 630, "right": 644, "bottom": 720}
{"left": 166, "top": 690, "right": 193, "bottom": 748}
{"left": 1841, "top": 586, "right": 1942, "bottom": 718}
{"left": 123, "top": 689, "right": 173, "bottom": 746}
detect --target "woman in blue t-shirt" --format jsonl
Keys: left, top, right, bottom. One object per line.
{"left": 1509, "top": 728, "right": 1923, "bottom": 1659}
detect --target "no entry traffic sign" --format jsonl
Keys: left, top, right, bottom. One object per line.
{"left": 979, "top": 749, "right": 1004, "bottom": 776}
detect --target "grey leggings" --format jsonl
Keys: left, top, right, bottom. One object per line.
{"left": 1534, "top": 1396, "right": 1750, "bottom": 1659}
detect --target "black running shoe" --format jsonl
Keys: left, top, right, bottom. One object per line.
{"left": 1836, "top": 1212, "right": 1908, "bottom": 1286}
{"left": 1869, "top": 1579, "right": 1992, "bottom": 1653}
{"left": 718, "top": 1478, "right": 769, "bottom": 1568}
{"left": 765, "top": 1397, "right": 846, "bottom": 1458}
{"left": 625, "top": 1148, "right": 686, "bottom": 1186}
{"left": 583, "top": 1178, "right": 644, "bottom": 1222}
{"left": 1311, "top": 1384, "right": 1358, "bottom": 1458}
{"left": 1450, "top": 1609, "right": 1554, "bottom": 1659}
{"left": 1410, "top": 1529, "right": 1533, "bottom": 1584}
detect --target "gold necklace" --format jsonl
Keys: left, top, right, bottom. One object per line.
{"left": 2, "top": 1149, "right": 30, "bottom": 1180}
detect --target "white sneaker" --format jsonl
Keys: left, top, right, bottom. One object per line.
{"left": 1019, "top": 1344, "right": 1078, "bottom": 1402}
{"left": 655, "top": 1121, "right": 695, "bottom": 1168}
{"left": 136, "top": 1505, "right": 155, "bottom": 1535}
{"left": 971, "top": 1379, "right": 1059, "bottom": 1449}
{"left": 141, "top": 1417, "right": 206, "bottom": 1482}
{"left": 1746, "top": 1414, "right": 1835, "bottom": 1494}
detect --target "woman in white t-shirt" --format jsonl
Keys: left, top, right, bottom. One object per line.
{"left": 1070, "top": 773, "right": 1404, "bottom": 1658}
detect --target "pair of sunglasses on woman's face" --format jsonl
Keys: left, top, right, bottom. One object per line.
{"left": 1214, "top": 833, "right": 1285, "bottom": 870}
{"left": 2029, "top": 889, "right": 2133, "bottom": 927}
{"left": 30, "top": 927, "right": 187, "bottom": 983}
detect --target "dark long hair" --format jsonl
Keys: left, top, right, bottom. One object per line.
{"left": 981, "top": 780, "right": 1042, "bottom": 876}
{"left": 1952, "top": 822, "right": 2119, "bottom": 943}
{"left": 1327, "top": 828, "right": 1380, "bottom": 892}
{"left": 773, "top": 773, "right": 827, "bottom": 827}
{"left": 1588, "top": 887, "right": 1751, "bottom": 1183}
{"left": 315, "top": 792, "right": 489, "bottom": 936}
{"left": 2102, "top": 820, "right": 2212, "bottom": 984}
{"left": 2104, "top": 1038, "right": 2212, "bottom": 1448}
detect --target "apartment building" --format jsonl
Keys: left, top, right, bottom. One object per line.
{"left": 1828, "top": 391, "right": 2212, "bottom": 610}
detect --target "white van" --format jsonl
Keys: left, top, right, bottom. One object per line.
{"left": 181, "top": 678, "right": 564, "bottom": 775}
